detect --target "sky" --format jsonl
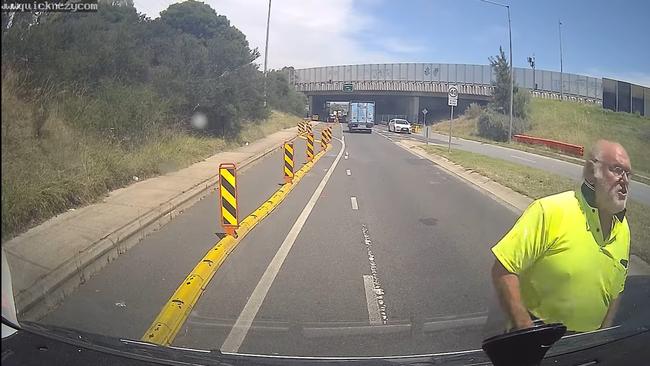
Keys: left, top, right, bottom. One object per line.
{"left": 132, "top": 0, "right": 650, "bottom": 87}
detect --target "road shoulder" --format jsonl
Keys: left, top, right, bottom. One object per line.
{"left": 393, "top": 139, "right": 650, "bottom": 277}
{"left": 5, "top": 126, "right": 302, "bottom": 320}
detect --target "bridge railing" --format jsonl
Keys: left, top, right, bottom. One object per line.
{"left": 295, "top": 81, "right": 602, "bottom": 104}
{"left": 529, "top": 90, "right": 602, "bottom": 105}
{"left": 295, "top": 81, "right": 494, "bottom": 96}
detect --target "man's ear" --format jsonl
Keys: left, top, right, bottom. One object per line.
{"left": 584, "top": 160, "right": 597, "bottom": 186}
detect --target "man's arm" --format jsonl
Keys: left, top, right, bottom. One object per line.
{"left": 491, "top": 260, "right": 534, "bottom": 331}
{"left": 601, "top": 296, "right": 620, "bottom": 329}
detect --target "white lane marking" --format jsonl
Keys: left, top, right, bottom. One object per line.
{"left": 350, "top": 196, "right": 359, "bottom": 210}
{"left": 362, "top": 275, "right": 382, "bottom": 325}
{"left": 220, "top": 136, "right": 346, "bottom": 353}
{"left": 361, "top": 225, "right": 387, "bottom": 324}
{"left": 344, "top": 151, "right": 349, "bottom": 160}
{"left": 510, "top": 155, "right": 536, "bottom": 163}
{"left": 346, "top": 169, "right": 351, "bottom": 176}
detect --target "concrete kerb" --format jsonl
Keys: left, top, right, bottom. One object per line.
{"left": 394, "top": 139, "right": 650, "bottom": 276}
{"left": 15, "top": 128, "right": 303, "bottom": 321}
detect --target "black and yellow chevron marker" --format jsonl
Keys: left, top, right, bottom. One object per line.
{"left": 284, "top": 142, "right": 294, "bottom": 184}
{"left": 219, "top": 163, "right": 238, "bottom": 236}
{"left": 320, "top": 131, "right": 327, "bottom": 151}
{"left": 298, "top": 122, "right": 304, "bottom": 135}
{"left": 306, "top": 121, "right": 312, "bottom": 134}
{"left": 306, "top": 132, "right": 314, "bottom": 162}
{"left": 323, "top": 127, "right": 332, "bottom": 145}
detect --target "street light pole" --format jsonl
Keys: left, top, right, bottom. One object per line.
{"left": 558, "top": 20, "right": 564, "bottom": 100}
{"left": 507, "top": 5, "right": 513, "bottom": 142}
{"left": 263, "top": 0, "right": 272, "bottom": 107}
{"left": 480, "top": 0, "right": 514, "bottom": 142}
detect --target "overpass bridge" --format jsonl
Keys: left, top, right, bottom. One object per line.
{"left": 290, "top": 63, "right": 602, "bottom": 123}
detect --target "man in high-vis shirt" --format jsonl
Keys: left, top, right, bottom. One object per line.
{"left": 491, "top": 140, "right": 632, "bottom": 332}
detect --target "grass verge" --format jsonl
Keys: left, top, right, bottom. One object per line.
{"left": 421, "top": 145, "right": 650, "bottom": 264}
{"left": 1, "top": 106, "right": 301, "bottom": 242}
{"left": 430, "top": 98, "right": 650, "bottom": 182}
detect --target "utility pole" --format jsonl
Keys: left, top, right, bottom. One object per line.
{"left": 263, "top": 0, "right": 272, "bottom": 107}
{"left": 480, "top": 0, "right": 514, "bottom": 142}
{"left": 559, "top": 20, "right": 564, "bottom": 100}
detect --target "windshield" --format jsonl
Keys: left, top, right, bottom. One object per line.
{"left": 2, "top": 0, "right": 649, "bottom": 362}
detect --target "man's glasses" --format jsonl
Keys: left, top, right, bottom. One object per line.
{"left": 592, "top": 159, "right": 633, "bottom": 179}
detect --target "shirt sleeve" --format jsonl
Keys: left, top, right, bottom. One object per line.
{"left": 491, "top": 200, "right": 549, "bottom": 274}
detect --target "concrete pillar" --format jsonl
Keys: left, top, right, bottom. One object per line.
{"left": 408, "top": 96, "right": 420, "bottom": 124}
{"left": 308, "top": 95, "right": 314, "bottom": 116}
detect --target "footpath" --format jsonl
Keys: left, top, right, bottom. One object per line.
{"left": 4, "top": 126, "right": 300, "bottom": 320}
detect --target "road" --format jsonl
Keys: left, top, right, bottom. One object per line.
{"left": 39, "top": 124, "right": 647, "bottom": 358}
{"left": 375, "top": 124, "right": 650, "bottom": 206}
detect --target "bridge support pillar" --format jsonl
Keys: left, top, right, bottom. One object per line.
{"left": 308, "top": 95, "right": 314, "bottom": 116}
{"left": 408, "top": 96, "right": 420, "bottom": 124}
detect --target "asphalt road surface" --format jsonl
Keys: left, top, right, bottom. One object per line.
{"left": 39, "top": 124, "right": 648, "bottom": 358}
{"left": 374, "top": 124, "right": 650, "bottom": 206}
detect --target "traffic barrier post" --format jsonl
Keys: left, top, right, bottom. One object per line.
{"left": 306, "top": 132, "right": 314, "bottom": 162}
{"left": 284, "top": 141, "right": 294, "bottom": 184}
{"left": 219, "top": 163, "right": 239, "bottom": 236}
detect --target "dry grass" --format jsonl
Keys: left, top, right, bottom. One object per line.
{"left": 1, "top": 71, "right": 302, "bottom": 241}
{"left": 430, "top": 98, "right": 650, "bottom": 180}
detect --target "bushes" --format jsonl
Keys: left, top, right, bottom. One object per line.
{"left": 61, "top": 81, "right": 173, "bottom": 146}
{"left": 514, "top": 89, "right": 531, "bottom": 119}
{"left": 477, "top": 110, "right": 528, "bottom": 142}
{"left": 465, "top": 103, "right": 483, "bottom": 119}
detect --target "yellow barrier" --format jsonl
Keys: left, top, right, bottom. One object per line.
{"left": 141, "top": 142, "right": 332, "bottom": 346}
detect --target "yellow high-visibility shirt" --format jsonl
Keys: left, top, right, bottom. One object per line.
{"left": 491, "top": 186, "right": 630, "bottom": 332}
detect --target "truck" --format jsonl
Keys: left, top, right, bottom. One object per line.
{"left": 347, "top": 101, "right": 375, "bottom": 133}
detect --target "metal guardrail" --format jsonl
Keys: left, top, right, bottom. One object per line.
{"left": 295, "top": 81, "right": 494, "bottom": 96}
{"left": 296, "top": 81, "right": 601, "bottom": 104}
{"left": 529, "top": 90, "right": 602, "bottom": 105}
{"left": 513, "top": 134, "right": 585, "bottom": 157}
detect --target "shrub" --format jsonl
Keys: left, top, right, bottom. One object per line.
{"left": 465, "top": 103, "right": 483, "bottom": 119}
{"left": 477, "top": 110, "right": 528, "bottom": 142}
{"left": 514, "top": 89, "right": 531, "bottom": 119}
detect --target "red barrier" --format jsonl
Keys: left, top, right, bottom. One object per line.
{"left": 513, "top": 134, "right": 584, "bottom": 157}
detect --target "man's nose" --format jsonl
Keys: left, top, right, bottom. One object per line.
{"left": 620, "top": 172, "right": 630, "bottom": 184}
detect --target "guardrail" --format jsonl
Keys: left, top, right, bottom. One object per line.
{"left": 513, "top": 134, "right": 584, "bottom": 157}
{"left": 529, "top": 90, "right": 602, "bottom": 104}
{"left": 295, "top": 81, "right": 494, "bottom": 96}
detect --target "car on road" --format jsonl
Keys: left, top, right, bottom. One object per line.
{"left": 388, "top": 118, "right": 412, "bottom": 134}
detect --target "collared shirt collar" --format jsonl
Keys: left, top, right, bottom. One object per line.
{"left": 580, "top": 182, "right": 626, "bottom": 222}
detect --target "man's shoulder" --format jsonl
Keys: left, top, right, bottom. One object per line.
{"left": 534, "top": 190, "right": 578, "bottom": 211}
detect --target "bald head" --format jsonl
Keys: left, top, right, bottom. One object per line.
{"left": 583, "top": 139, "right": 631, "bottom": 214}
{"left": 583, "top": 140, "right": 631, "bottom": 182}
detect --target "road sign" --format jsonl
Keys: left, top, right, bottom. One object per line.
{"left": 448, "top": 85, "right": 458, "bottom": 106}
{"left": 422, "top": 108, "right": 428, "bottom": 115}
{"left": 343, "top": 83, "right": 353, "bottom": 92}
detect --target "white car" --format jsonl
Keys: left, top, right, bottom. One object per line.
{"left": 388, "top": 118, "right": 412, "bottom": 133}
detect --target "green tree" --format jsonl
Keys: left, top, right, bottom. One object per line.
{"left": 488, "top": 47, "right": 512, "bottom": 115}
{"left": 488, "top": 47, "right": 529, "bottom": 119}
{"left": 265, "top": 69, "right": 306, "bottom": 116}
